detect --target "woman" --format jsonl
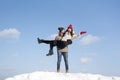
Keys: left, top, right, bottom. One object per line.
{"left": 37, "top": 24, "right": 86, "bottom": 56}
{"left": 37, "top": 27, "right": 69, "bottom": 56}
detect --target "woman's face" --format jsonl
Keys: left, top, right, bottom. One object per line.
{"left": 68, "top": 28, "right": 72, "bottom": 32}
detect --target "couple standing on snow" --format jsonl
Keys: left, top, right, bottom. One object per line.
{"left": 37, "top": 24, "right": 86, "bottom": 73}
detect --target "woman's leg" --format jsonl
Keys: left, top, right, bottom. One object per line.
{"left": 46, "top": 40, "right": 57, "bottom": 56}
{"left": 38, "top": 38, "right": 72, "bottom": 50}
{"left": 37, "top": 38, "right": 57, "bottom": 56}
{"left": 37, "top": 38, "right": 54, "bottom": 44}
{"left": 66, "top": 39, "right": 72, "bottom": 45}
{"left": 57, "top": 40, "right": 72, "bottom": 49}
{"left": 46, "top": 44, "right": 54, "bottom": 56}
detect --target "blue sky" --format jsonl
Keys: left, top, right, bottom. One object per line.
{"left": 0, "top": 0, "right": 120, "bottom": 79}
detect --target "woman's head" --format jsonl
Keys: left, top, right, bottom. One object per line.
{"left": 67, "top": 24, "right": 74, "bottom": 36}
{"left": 67, "top": 24, "right": 73, "bottom": 32}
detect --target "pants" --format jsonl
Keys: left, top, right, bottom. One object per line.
{"left": 41, "top": 39, "right": 72, "bottom": 51}
{"left": 57, "top": 51, "right": 69, "bottom": 71}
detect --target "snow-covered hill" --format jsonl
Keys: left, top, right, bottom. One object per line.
{"left": 5, "top": 71, "right": 120, "bottom": 80}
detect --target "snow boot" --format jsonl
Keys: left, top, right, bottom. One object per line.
{"left": 57, "top": 69, "right": 60, "bottom": 73}
{"left": 37, "top": 38, "right": 43, "bottom": 44}
{"left": 46, "top": 50, "right": 53, "bottom": 56}
{"left": 66, "top": 69, "right": 69, "bottom": 73}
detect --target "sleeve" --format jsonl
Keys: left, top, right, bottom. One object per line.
{"left": 55, "top": 36, "right": 58, "bottom": 40}
{"left": 61, "top": 32, "right": 68, "bottom": 41}
{"left": 71, "top": 31, "right": 81, "bottom": 40}
{"left": 55, "top": 36, "right": 61, "bottom": 40}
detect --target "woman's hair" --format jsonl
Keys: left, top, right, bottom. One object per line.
{"left": 58, "top": 25, "right": 74, "bottom": 37}
{"left": 63, "top": 28, "right": 74, "bottom": 37}
{"left": 65, "top": 24, "right": 74, "bottom": 37}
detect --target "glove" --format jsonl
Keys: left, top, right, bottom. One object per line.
{"left": 80, "top": 31, "right": 87, "bottom": 35}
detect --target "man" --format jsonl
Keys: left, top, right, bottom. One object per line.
{"left": 55, "top": 25, "right": 86, "bottom": 73}
{"left": 37, "top": 24, "right": 87, "bottom": 73}
{"left": 55, "top": 27, "right": 69, "bottom": 73}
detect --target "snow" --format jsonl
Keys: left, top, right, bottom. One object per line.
{"left": 5, "top": 71, "right": 120, "bottom": 80}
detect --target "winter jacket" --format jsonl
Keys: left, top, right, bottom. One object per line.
{"left": 55, "top": 35, "right": 68, "bottom": 52}
{"left": 62, "top": 31, "right": 80, "bottom": 41}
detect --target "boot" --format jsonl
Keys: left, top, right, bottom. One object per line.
{"left": 57, "top": 69, "right": 60, "bottom": 73}
{"left": 66, "top": 69, "right": 69, "bottom": 73}
{"left": 37, "top": 38, "right": 43, "bottom": 44}
{"left": 46, "top": 50, "right": 53, "bottom": 56}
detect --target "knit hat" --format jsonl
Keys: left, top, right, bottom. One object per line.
{"left": 58, "top": 27, "right": 64, "bottom": 31}
{"left": 68, "top": 24, "right": 73, "bottom": 30}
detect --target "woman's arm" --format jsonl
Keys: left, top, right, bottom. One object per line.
{"left": 71, "top": 34, "right": 81, "bottom": 40}
{"left": 71, "top": 31, "right": 86, "bottom": 40}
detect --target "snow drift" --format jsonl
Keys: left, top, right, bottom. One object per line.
{"left": 5, "top": 71, "right": 120, "bottom": 80}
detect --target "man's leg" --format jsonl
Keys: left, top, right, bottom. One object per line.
{"left": 57, "top": 51, "right": 62, "bottom": 73}
{"left": 62, "top": 52, "right": 69, "bottom": 73}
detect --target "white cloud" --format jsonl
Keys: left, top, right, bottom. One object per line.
{"left": 0, "top": 28, "right": 21, "bottom": 41}
{"left": 80, "top": 34, "right": 101, "bottom": 45}
{"left": 84, "top": 52, "right": 97, "bottom": 57}
{"left": 4, "top": 67, "right": 16, "bottom": 72}
{"left": 80, "top": 57, "right": 92, "bottom": 64}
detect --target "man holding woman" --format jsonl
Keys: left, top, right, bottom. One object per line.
{"left": 37, "top": 24, "right": 86, "bottom": 73}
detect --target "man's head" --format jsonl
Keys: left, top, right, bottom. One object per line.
{"left": 58, "top": 27, "right": 65, "bottom": 33}
{"left": 58, "top": 27, "right": 65, "bottom": 36}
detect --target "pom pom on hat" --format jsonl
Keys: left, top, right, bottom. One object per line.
{"left": 68, "top": 24, "right": 73, "bottom": 30}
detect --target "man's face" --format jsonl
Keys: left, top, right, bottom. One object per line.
{"left": 61, "top": 29, "right": 65, "bottom": 34}
{"left": 60, "top": 29, "right": 65, "bottom": 36}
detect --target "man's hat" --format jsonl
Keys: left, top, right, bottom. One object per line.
{"left": 58, "top": 27, "right": 64, "bottom": 31}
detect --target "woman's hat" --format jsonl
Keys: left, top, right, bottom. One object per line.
{"left": 68, "top": 24, "right": 73, "bottom": 30}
